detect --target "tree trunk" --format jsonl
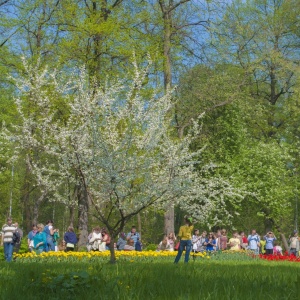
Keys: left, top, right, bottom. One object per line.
{"left": 279, "top": 232, "right": 289, "bottom": 252}
{"left": 109, "top": 235, "right": 117, "bottom": 264}
{"left": 33, "top": 192, "right": 46, "bottom": 225}
{"left": 77, "top": 187, "right": 89, "bottom": 248}
{"left": 164, "top": 205, "right": 174, "bottom": 236}
{"left": 160, "top": 1, "right": 174, "bottom": 235}
{"left": 160, "top": 2, "right": 172, "bottom": 90}
{"left": 21, "top": 165, "right": 32, "bottom": 232}
{"left": 264, "top": 218, "right": 273, "bottom": 234}
{"left": 274, "top": 224, "right": 289, "bottom": 252}
{"left": 69, "top": 205, "right": 75, "bottom": 228}
{"left": 137, "top": 212, "right": 142, "bottom": 240}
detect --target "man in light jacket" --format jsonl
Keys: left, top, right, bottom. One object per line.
{"left": 1, "top": 218, "right": 16, "bottom": 262}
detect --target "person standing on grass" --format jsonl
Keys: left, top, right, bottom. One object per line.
{"left": 174, "top": 216, "right": 194, "bottom": 263}
{"left": 89, "top": 227, "right": 102, "bottom": 251}
{"left": 1, "top": 217, "right": 16, "bottom": 262}
{"left": 33, "top": 224, "right": 47, "bottom": 254}
{"left": 64, "top": 226, "right": 78, "bottom": 252}
{"left": 44, "top": 220, "right": 55, "bottom": 251}
{"left": 228, "top": 231, "right": 241, "bottom": 251}
{"left": 53, "top": 229, "right": 60, "bottom": 252}
{"left": 198, "top": 231, "right": 207, "bottom": 252}
{"left": 13, "top": 222, "right": 23, "bottom": 254}
{"left": 239, "top": 231, "right": 248, "bottom": 250}
{"left": 218, "top": 229, "right": 228, "bottom": 251}
{"left": 192, "top": 229, "right": 201, "bottom": 252}
{"left": 289, "top": 230, "right": 299, "bottom": 256}
{"left": 264, "top": 231, "right": 276, "bottom": 255}
{"left": 215, "top": 229, "right": 221, "bottom": 250}
{"left": 247, "top": 229, "right": 260, "bottom": 255}
{"left": 27, "top": 224, "right": 38, "bottom": 252}
{"left": 259, "top": 235, "right": 266, "bottom": 254}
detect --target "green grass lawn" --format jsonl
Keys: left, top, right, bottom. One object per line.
{"left": 0, "top": 257, "right": 299, "bottom": 300}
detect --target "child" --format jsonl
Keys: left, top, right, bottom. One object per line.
{"left": 273, "top": 242, "right": 283, "bottom": 255}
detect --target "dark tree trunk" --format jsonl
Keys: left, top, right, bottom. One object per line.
{"left": 77, "top": 186, "right": 89, "bottom": 248}
{"left": 109, "top": 235, "right": 117, "bottom": 264}
{"left": 274, "top": 224, "right": 289, "bottom": 252}
{"left": 69, "top": 205, "right": 75, "bottom": 228}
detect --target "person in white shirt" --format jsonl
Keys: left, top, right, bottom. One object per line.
{"left": 89, "top": 227, "right": 103, "bottom": 251}
{"left": 1, "top": 218, "right": 16, "bottom": 262}
{"left": 289, "top": 230, "right": 299, "bottom": 256}
{"left": 247, "top": 229, "right": 260, "bottom": 255}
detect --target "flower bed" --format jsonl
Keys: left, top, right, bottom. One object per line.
{"left": 259, "top": 253, "right": 300, "bottom": 262}
{"left": 14, "top": 250, "right": 210, "bottom": 262}
{"left": 14, "top": 249, "right": 300, "bottom": 264}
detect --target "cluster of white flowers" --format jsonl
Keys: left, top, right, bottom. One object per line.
{"left": 4, "top": 58, "right": 243, "bottom": 228}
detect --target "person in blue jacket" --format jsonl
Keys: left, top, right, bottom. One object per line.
{"left": 44, "top": 220, "right": 55, "bottom": 251}
{"left": 204, "top": 233, "right": 216, "bottom": 251}
{"left": 64, "top": 226, "right": 78, "bottom": 252}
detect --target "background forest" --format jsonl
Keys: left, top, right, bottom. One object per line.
{"left": 0, "top": 0, "right": 300, "bottom": 247}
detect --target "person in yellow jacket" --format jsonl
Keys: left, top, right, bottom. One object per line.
{"left": 174, "top": 216, "right": 194, "bottom": 263}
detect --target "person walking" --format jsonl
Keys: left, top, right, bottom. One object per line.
{"left": 174, "top": 216, "right": 194, "bottom": 263}
{"left": 1, "top": 218, "right": 16, "bottom": 262}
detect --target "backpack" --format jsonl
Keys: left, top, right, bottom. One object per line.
{"left": 12, "top": 231, "right": 20, "bottom": 244}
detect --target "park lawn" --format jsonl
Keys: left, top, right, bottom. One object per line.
{"left": 0, "top": 257, "right": 299, "bottom": 300}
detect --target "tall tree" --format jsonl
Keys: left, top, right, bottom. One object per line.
{"left": 9, "top": 59, "right": 242, "bottom": 262}
{"left": 156, "top": 0, "right": 213, "bottom": 234}
{"left": 214, "top": 0, "right": 300, "bottom": 139}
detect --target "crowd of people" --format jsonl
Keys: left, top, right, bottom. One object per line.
{"left": 1, "top": 216, "right": 300, "bottom": 263}
{"left": 172, "top": 216, "right": 300, "bottom": 263}
{"left": 0, "top": 218, "right": 144, "bottom": 261}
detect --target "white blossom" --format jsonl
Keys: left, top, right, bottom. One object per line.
{"left": 4, "top": 58, "right": 243, "bottom": 231}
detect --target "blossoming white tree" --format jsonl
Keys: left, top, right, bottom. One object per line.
{"left": 7, "top": 59, "right": 241, "bottom": 262}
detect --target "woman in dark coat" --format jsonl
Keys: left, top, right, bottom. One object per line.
{"left": 64, "top": 226, "right": 78, "bottom": 252}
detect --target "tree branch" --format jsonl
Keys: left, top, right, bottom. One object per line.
{"left": 169, "top": 0, "right": 191, "bottom": 13}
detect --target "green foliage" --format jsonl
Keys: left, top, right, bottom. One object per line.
{"left": 0, "top": 260, "right": 299, "bottom": 299}
{"left": 143, "top": 244, "right": 157, "bottom": 251}
{"left": 1, "top": 0, "right": 300, "bottom": 238}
